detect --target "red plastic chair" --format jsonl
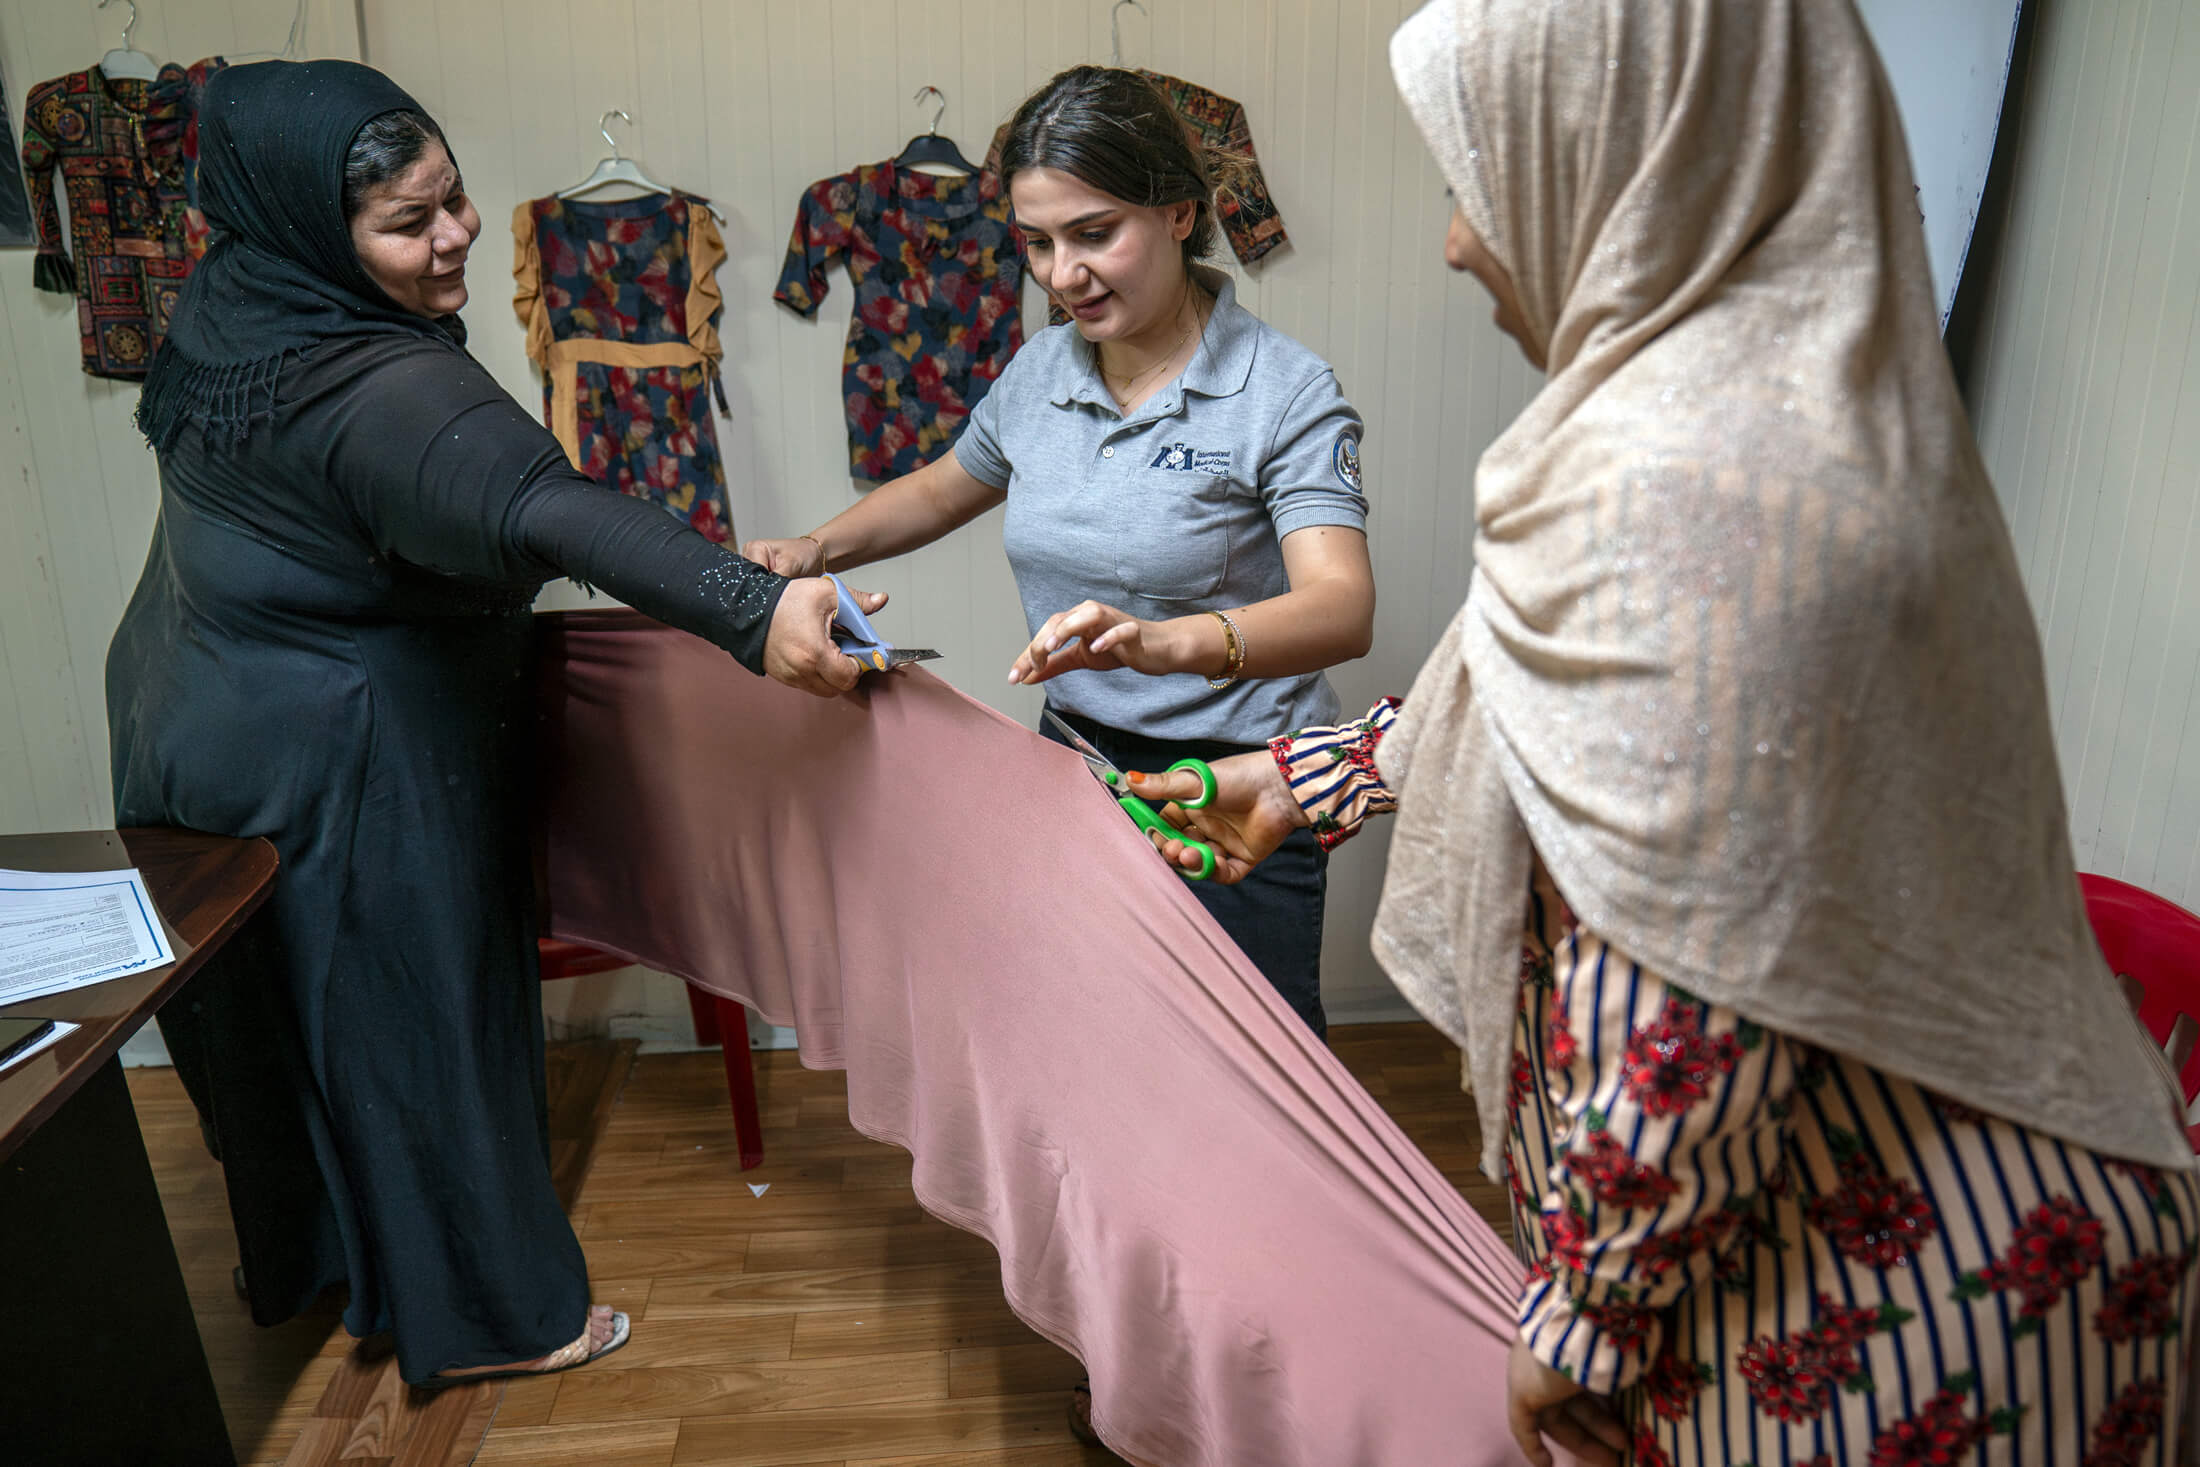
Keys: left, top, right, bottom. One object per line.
{"left": 2079, "top": 874, "right": 2200, "bottom": 1149}
{"left": 537, "top": 938, "right": 765, "bottom": 1170}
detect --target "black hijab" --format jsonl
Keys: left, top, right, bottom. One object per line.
{"left": 137, "top": 60, "right": 467, "bottom": 450}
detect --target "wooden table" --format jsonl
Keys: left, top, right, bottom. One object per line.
{"left": 0, "top": 827, "right": 278, "bottom": 1467}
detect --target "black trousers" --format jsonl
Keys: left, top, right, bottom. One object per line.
{"left": 1042, "top": 707, "right": 1329, "bottom": 1038}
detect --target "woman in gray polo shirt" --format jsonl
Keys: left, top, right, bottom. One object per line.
{"left": 745, "top": 67, "right": 1375, "bottom": 1041}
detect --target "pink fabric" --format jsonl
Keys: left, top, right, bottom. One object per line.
{"left": 535, "top": 609, "right": 1537, "bottom": 1467}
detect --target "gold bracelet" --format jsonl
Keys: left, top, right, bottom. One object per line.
{"left": 1206, "top": 610, "right": 1247, "bottom": 690}
{"left": 799, "top": 534, "right": 829, "bottom": 574}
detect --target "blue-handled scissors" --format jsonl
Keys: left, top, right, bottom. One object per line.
{"left": 826, "top": 573, "right": 940, "bottom": 672}
{"left": 1043, "top": 709, "right": 1220, "bottom": 882}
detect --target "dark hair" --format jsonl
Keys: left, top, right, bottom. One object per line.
{"left": 996, "top": 67, "right": 1245, "bottom": 267}
{"left": 340, "top": 109, "right": 451, "bottom": 222}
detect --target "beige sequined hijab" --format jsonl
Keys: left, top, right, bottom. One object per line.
{"left": 1380, "top": 0, "right": 2193, "bottom": 1177}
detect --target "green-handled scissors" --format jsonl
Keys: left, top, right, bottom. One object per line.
{"left": 1042, "top": 709, "right": 1220, "bottom": 882}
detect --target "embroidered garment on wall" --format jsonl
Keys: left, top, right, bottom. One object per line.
{"left": 987, "top": 69, "right": 1289, "bottom": 272}
{"left": 21, "top": 59, "right": 227, "bottom": 379}
{"left": 773, "top": 162, "right": 1022, "bottom": 482}
{"left": 1137, "top": 71, "right": 1289, "bottom": 265}
{"left": 512, "top": 192, "right": 734, "bottom": 544}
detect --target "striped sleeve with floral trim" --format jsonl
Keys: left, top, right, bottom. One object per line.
{"left": 1269, "top": 697, "right": 1400, "bottom": 851}
{"left": 1518, "top": 931, "right": 1800, "bottom": 1398}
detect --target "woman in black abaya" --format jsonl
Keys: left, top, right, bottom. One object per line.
{"left": 107, "top": 61, "right": 869, "bottom": 1386}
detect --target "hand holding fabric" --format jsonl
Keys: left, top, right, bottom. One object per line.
{"left": 742, "top": 536, "right": 825, "bottom": 578}
{"left": 1008, "top": 600, "right": 1184, "bottom": 685}
{"left": 1507, "top": 1337, "right": 1624, "bottom": 1467}
{"left": 765, "top": 577, "right": 884, "bottom": 697}
{"left": 1130, "top": 751, "right": 1307, "bottom": 885}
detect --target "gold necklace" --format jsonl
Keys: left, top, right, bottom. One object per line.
{"left": 1102, "top": 284, "right": 1202, "bottom": 402}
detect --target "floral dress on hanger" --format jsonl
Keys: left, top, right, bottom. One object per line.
{"left": 512, "top": 191, "right": 734, "bottom": 544}
{"left": 774, "top": 162, "right": 1023, "bottom": 482}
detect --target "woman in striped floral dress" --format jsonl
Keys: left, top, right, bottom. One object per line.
{"left": 1131, "top": 0, "right": 2200, "bottom": 1462}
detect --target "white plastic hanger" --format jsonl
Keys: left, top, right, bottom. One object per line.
{"left": 559, "top": 110, "right": 671, "bottom": 200}
{"left": 557, "top": 110, "right": 724, "bottom": 222}
{"left": 97, "top": 0, "right": 161, "bottom": 81}
{"left": 1111, "top": 0, "right": 1147, "bottom": 67}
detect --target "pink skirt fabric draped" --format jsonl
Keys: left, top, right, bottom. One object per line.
{"left": 534, "top": 609, "right": 1536, "bottom": 1467}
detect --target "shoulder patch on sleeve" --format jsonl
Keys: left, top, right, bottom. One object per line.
{"left": 1333, "top": 432, "right": 1363, "bottom": 494}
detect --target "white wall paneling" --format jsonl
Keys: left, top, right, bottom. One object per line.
{"left": 1966, "top": 0, "right": 2200, "bottom": 909}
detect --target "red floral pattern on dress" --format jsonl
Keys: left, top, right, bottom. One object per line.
{"left": 1976, "top": 1195, "right": 2106, "bottom": 1318}
{"left": 1541, "top": 1205, "right": 1591, "bottom": 1274}
{"left": 1576, "top": 1298, "right": 1657, "bottom": 1356}
{"left": 1620, "top": 1000, "right": 1740, "bottom": 1117}
{"left": 2084, "top": 1377, "right": 2165, "bottom": 1467}
{"left": 1547, "top": 992, "right": 1577, "bottom": 1068}
{"left": 1867, "top": 1385, "right": 1993, "bottom": 1467}
{"left": 2094, "top": 1252, "right": 2186, "bottom": 1342}
{"left": 1807, "top": 1293, "right": 1891, "bottom": 1363}
{"left": 1737, "top": 1334, "right": 1832, "bottom": 1422}
{"left": 528, "top": 195, "right": 734, "bottom": 542}
{"left": 1643, "top": 1350, "right": 1710, "bottom": 1421}
{"left": 1635, "top": 1212, "right": 1738, "bottom": 1278}
{"left": 775, "top": 163, "right": 1022, "bottom": 480}
{"left": 1631, "top": 1426, "right": 1672, "bottom": 1467}
{"left": 1807, "top": 1155, "right": 1939, "bottom": 1268}
{"left": 1509, "top": 1050, "right": 1537, "bottom": 1116}
{"left": 1562, "top": 1131, "right": 1681, "bottom": 1211}
{"left": 1737, "top": 1292, "right": 1910, "bottom": 1424}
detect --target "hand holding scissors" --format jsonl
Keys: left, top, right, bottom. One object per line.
{"left": 1043, "top": 710, "right": 1221, "bottom": 882}
{"left": 827, "top": 573, "right": 939, "bottom": 673}
{"left": 1128, "top": 750, "right": 1311, "bottom": 885}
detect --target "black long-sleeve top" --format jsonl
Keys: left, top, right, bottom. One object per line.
{"left": 157, "top": 334, "right": 787, "bottom": 667}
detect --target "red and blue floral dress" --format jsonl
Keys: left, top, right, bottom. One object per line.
{"left": 773, "top": 162, "right": 1022, "bottom": 482}
{"left": 512, "top": 192, "right": 734, "bottom": 543}
{"left": 1281, "top": 702, "right": 2200, "bottom": 1466}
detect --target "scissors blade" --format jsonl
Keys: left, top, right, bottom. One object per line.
{"left": 883, "top": 649, "right": 941, "bottom": 667}
{"left": 1040, "top": 709, "right": 1129, "bottom": 793}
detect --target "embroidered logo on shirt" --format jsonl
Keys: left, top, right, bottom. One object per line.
{"left": 1150, "top": 442, "right": 1233, "bottom": 476}
{"left": 1334, "top": 433, "right": 1363, "bottom": 494}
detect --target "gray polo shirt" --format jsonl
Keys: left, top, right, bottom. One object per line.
{"left": 952, "top": 267, "right": 1367, "bottom": 742}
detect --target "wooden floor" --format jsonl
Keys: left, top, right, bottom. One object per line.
{"left": 131, "top": 1020, "right": 1506, "bottom": 1467}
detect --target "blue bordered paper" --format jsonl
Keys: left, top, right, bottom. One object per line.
{"left": 0, "top": 867, "right": 176, "bottom": 1005}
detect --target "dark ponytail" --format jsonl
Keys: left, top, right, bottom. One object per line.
{"left": 996, "top": 67, "right": 1246, "bottom": 266}
{"left": 340, "top": 109, "right": 452, "bottom": 222}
